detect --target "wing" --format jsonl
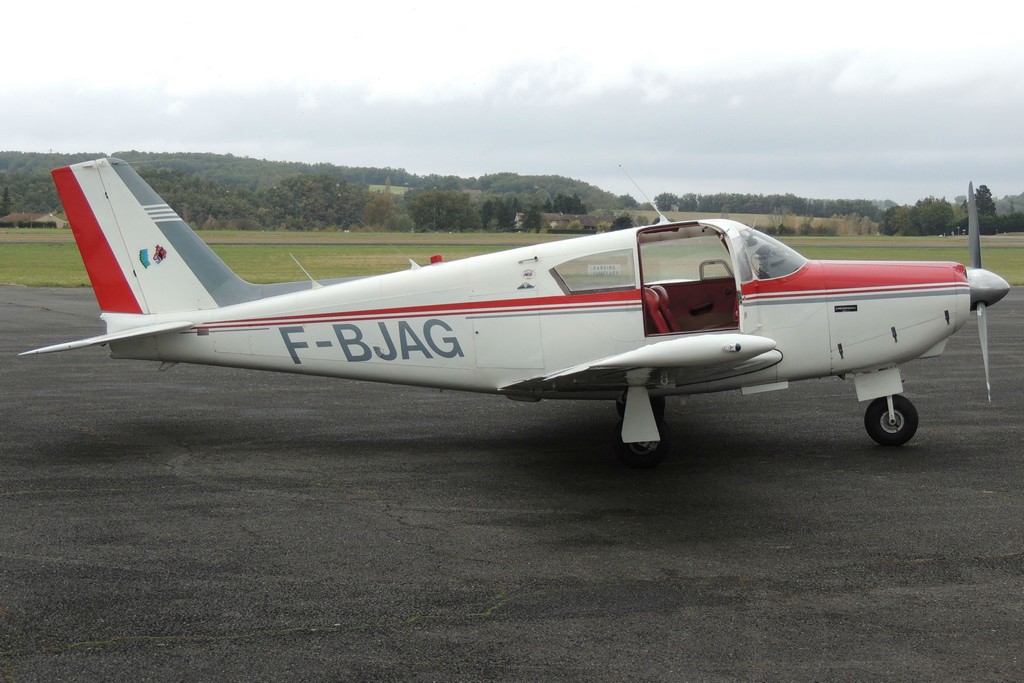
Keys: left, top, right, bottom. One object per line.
{"left": 500, "top": 332, "right": 782, "bottom": 396}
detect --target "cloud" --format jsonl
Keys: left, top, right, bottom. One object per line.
{"left": 5, "top": 3, "right": 1024, "bottom": 205}
{"left": 8, "top": 69, "right": 1022, "bottom": 204}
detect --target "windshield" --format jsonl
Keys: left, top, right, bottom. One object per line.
{"left": 740, "top": 228, "right": 807, "bottom": 281}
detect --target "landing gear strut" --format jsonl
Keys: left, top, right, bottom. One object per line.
{"left": 613, "top": 388, "right": 671, "bottom": 468}
{"left": 616, "top": 394, "right": 666, "bottom": 421}
{"left": 864, "top": 394, "right": 919, "bottom": 446}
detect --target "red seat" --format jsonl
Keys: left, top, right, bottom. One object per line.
{"left": 643, "top": 286, "right": 679, "bottom": 334}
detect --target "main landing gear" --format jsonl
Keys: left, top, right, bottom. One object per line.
{"left": 863, "top": 394, "right": 919, "bottom": 446}
{"left": 614, "top": 390, "right": 671, "bottom": 468}
{"left": 613, "top": 421, "right": 672, "bottom": 468}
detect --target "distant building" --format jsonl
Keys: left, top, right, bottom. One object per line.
{"left": 0, "top": 212, "right": 68, "bottom": 228}
{"left": 541, "top": 213, "right": 600, "bottom": 232}
{"left": 514, "top": 211, "right": 603, "bottom": 232}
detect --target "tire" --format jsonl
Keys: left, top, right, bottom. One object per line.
{"left": 614, "top": 419, "right": 672, "bottom": 468}
{"left": 864, "top": 395, "right": 919, "bottom": 447}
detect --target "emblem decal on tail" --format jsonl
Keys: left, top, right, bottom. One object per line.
{"left": 139, "top": 245, "right": 168, "bottom": 268}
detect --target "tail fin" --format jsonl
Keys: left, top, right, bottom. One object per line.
{"left": 54, "top": 158, "right": 258, "bottom": 314}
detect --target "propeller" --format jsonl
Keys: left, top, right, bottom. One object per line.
{"left": 965, "top": 182, "right": 1010, "bottom": 401}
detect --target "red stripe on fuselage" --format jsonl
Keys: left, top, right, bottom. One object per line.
{"left": 52, "top": 166, "right": 142, "bottom": 314}
{"left": 199, "top": 290, "right": 641, "bottom": 331}
{"left": 742, "top": 260, "right": 968, "bottom": 301}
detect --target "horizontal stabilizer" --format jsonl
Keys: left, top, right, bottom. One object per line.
{"left": 20, "top": 321, "right": 194, "bottom": 356}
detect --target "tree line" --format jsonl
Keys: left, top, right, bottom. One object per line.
{"left": 150, "top": 169, "right": 602, "bottom": 232}
{"left": 4, "top": 151, "right": 1022, "bottom": 234}
{"left": 0, "top": 164, "right": 605, "bottom": 233}
{"left": 0, "top": 151, "right": 626, "bottom": 232}
{"left": 654, "top": 191, "right": 886, "bottom": 222}
{"left": 879, "top": 185, "right": 1024, "bottom": 235}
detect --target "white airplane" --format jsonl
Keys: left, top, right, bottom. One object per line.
{"left": 23, "top": 158, "right": 1010, "bottom": 467}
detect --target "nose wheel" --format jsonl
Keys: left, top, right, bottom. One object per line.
{"left": 864, "top": 395, "right": 919, "bottom": 446}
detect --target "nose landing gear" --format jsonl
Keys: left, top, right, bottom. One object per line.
{"left": 864, "top": 394, "right": 919, "bottom": 446}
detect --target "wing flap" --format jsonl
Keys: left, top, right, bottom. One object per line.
{"left": 20, "top": 321, "right": 194, "bottom": 356}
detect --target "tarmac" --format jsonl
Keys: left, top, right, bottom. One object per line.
{"left": 2, "top": 284, "right": 1023, "bottom": 681}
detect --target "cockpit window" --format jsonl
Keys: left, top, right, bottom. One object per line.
{"left": 740, "top": 228, "right": 806, "bottom": 281}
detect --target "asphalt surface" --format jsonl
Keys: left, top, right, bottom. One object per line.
{"left": 2, "top": 284, "right": 1023, "bottom": 682}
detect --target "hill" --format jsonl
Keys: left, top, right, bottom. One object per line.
{"left": 0, "top": 150, "right": 623, "bottom": 214}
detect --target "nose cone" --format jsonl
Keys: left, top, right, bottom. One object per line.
{"left": 967, "top": 267, "right": 1010, "bottom": 309}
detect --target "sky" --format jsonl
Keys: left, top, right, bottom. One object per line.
{"left": 5, "top": 0, "right": 1023, "bottom": 204}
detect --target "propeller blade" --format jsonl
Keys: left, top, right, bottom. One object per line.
{"left": 977, "top": 302, "right": 991, "bottom": 402}
{"left": 966, "top": 182, "right": 998, "bottom": 401}
{"left": 968, "top": 181, "right": 982, "bottom": 269}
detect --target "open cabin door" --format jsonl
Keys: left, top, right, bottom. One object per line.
{"left": 638, "top": 224, "right": 740, "bottom": 336}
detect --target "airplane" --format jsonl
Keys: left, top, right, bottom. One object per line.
{"left": 22, "top": 157, "right": 1011, "bottom": 467}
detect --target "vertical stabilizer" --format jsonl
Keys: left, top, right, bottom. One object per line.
{"left": 53, "top": 158, "right": 258, "bottom": 314}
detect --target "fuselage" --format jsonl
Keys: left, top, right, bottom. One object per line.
{"left": 106, "top": 220, "right": 972, "bottom": 400}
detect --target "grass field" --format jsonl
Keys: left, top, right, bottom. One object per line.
{"left": 2, "top": 229, "right": 1022, "bottom": 286}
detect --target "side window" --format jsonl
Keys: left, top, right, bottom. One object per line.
{"left": 550, "top": 249, "right": 636, "bottom": 294}
{"left": 639, "top": 230, "right": 733, "bottom": 284}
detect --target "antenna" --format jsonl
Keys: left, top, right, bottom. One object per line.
{"left": 619, "top": 165, "right": 670, "bottom": 224}
{"left": 290, "top": 253, "right": 323, "bottom": 289}
{"left": 352, "top": 216, "right": 421, "bottom": 269}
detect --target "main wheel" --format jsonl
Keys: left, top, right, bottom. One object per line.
{"left": 864, "top": 395, "right": 919, "bottom": 446}
{"left": 614, "top": 419, "right": 672, "bottom": 468}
